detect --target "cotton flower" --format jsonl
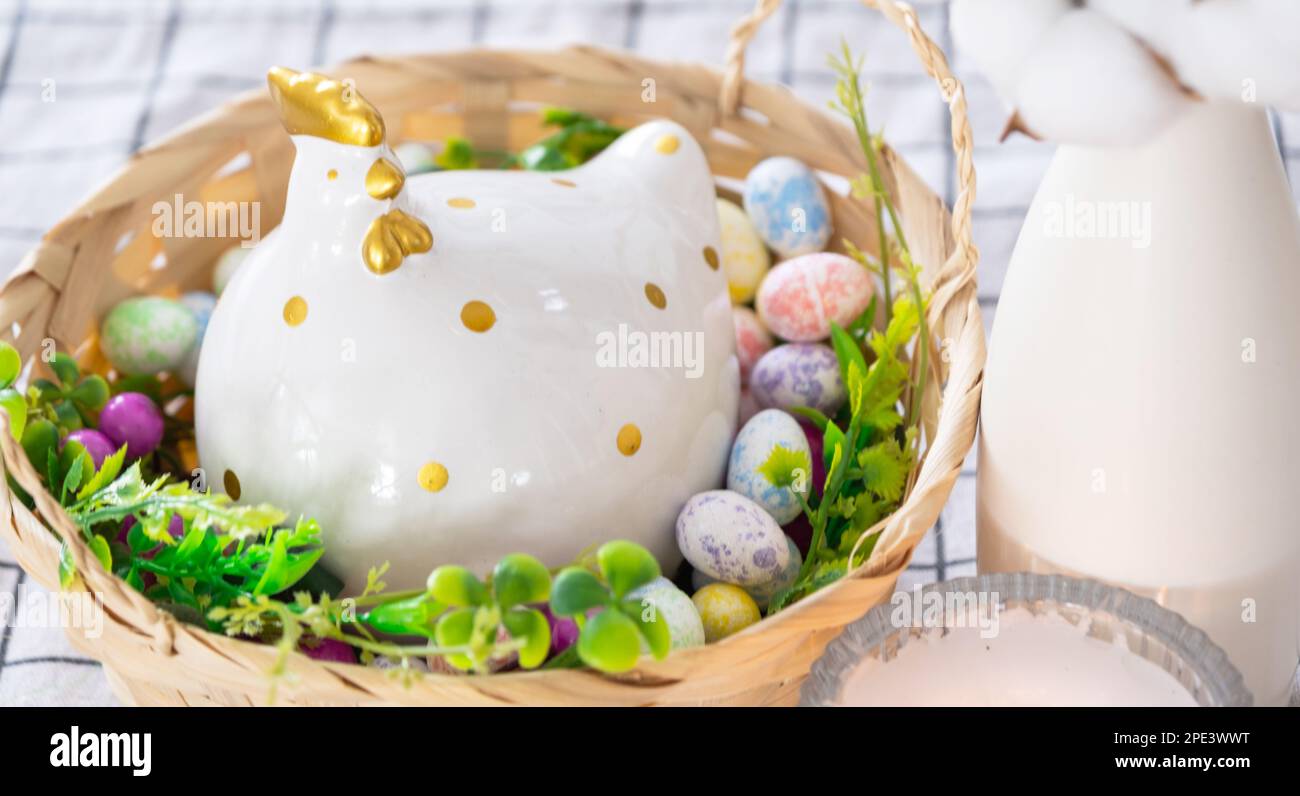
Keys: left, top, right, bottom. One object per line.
{"left": 951, "top": 0, "right": 1300, "bottom": 146}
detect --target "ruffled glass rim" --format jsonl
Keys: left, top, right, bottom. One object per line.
{"left": 799, "top": 572, "right": 1253, "bottom": 707}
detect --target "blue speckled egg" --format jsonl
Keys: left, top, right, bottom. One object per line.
{"left": 727, "top": 408, "right": 811, "bottom": 524}
{"left": 742, "top": 156, "right": 832, "bottom": 258}
{"left": 676, "top": 490, "right": 790, "bottom": 587}
{"left": 694, "top": 535, "right": 802, "bottom": 609}
{"left": 751, "top": 343, "right": 845, "bottom": 415}
{"left": 627, "top": 576, "right": 705, "bottom": 650}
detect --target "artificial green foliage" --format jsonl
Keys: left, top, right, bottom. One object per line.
{"left": 548, "top": 540, "right": 669, "bottom": 673}
{"left": 517, "top": 108, "right": 627, "bottom": 171}
{"left": 27, "top": 352, "right": 110, "bottom": 434}
{"left": 760, "top": 44, "right": 933, "bottom": 615}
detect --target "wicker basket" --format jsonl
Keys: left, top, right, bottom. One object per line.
{"left": 0, "top": 0, "right": 982, "bottom": 706}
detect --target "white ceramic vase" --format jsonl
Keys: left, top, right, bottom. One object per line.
{"left": 978, "top": 100, "right": 1300, "bottom": 705}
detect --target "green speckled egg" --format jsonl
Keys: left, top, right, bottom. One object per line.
{"left": 628, "top": 576, "right": 705, "bottom": 651}
{"left": 101, "top": 296, "right": 198, "bottom": 377}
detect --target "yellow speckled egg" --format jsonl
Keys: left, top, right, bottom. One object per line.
{"left": 692, "top": 582, "right": 761, "bottom": 643}
{"left": 716, "top": 198, "right": 770, "bottom": 304}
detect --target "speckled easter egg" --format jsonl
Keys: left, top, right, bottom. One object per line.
{"left": 177, "top": 291, "right": 217, "bottom": 388}
{"left": 692, "top": 583, "right": 761, "bottom": 643}
{"left": 212, "top": 245, "right": 251, "bottom": 296}
{"left": 751, "top": 343, "right": 845, "bottom": 415}
{"left": 676, "top": 490, "right": 790, "bottom": 587}
{"left": 100, "top": 296, "right": 198, "bottom": 377}
{"left": 727, "top": 408, "right": 811, "bottom": 524}
{"left": 756, "top": 253, "right": 874, "bottom": 342}
{"left": 733, "top": 306, "right": 773, "bottom": 386}
{"left": 628, "top": 576, "right": 705, "bottom": 650}
{"left": 716, "top": 198, "right": 770, "bottom": 303}
{"left": 742, "top": 157, "right": 831, "bottom": 258}
{"left": 694, "top": 534, "right": 802, "bottom": 609}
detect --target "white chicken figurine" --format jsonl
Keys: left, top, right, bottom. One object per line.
{"left": 196, "top": 68, "right": 738, "bottom": 591}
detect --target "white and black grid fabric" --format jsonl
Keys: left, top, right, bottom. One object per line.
{"left": 0, "top": 0, "right": 1296, "bottom": 706}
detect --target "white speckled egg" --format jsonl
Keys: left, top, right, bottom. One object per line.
{"left": 694, "top": 535, "right": 802, "bottom": 608}
{"left": 212, "top": 245, "right": 251, "bottom": 296}
{"left": 177, "top": 291, "right": 217, "bottom": 388}
{"left": 627, "top": 576, "right": 705, "bottom": 650}
{"left": 727, "top": 408, "right": 811, "bottom": 524}
{"left": 750, "top": 343, "right": 845, "bottom": 415}
{"left": 100, "top": 296, "right": 198, "bottom": 377}
{"left": 742, "top": 156, "right": 832, "bottom": 258}
{"left": 716, "top": 198, "right": 770, "bottom": 303}
{"left": 676, "top": 490, "right": 790, "bottom": 587}
{"left": 732, "top": 306, "right": 773, "bottom": 385}
{"left": 756, "top": 252, "right": 874, "bottom": 342}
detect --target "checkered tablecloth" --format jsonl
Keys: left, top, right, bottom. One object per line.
{"left": 0, "top": 0, "right": 1296, "bottom": 707}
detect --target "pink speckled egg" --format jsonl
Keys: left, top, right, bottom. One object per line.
{"left": 732, "top": 306, "right": 773, "bottom": 385}
{"left": 755, "top": 252, "right": 874, "bottom": 342}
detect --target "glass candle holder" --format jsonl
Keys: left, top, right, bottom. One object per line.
{"left": 800, "top": 572, "right": 1252, "bottom": 707}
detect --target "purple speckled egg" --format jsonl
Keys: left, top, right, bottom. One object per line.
{"left": 675, "top": 490, "right": 790, "bottom": 587}
{"left": 751, "top": 343, "right": 845, "bottom": 415}
{"left": 61, "top": 428, "right": 117, "bottom": 469}
{"left": 98, "top": 392, "right": 164, "bottom": 459}
{"left": 298, "top": 637, "right": 357, "bottom": 664}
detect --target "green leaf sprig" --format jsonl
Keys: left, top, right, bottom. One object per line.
{"left": 758, "top": 44, "right": 934, "bottom": 614}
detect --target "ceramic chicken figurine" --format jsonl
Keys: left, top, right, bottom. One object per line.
{"left": 195, "top": 68, "right": 738, "bottom": 591}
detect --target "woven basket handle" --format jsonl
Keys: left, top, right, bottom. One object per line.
{"left": 720, "top": 0, "right": 977, "bottom": 299}
{"left": 721, "top": 0, "right": 982, "bottom": 571}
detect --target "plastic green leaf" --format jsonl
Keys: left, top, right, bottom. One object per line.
{"left": 363, "top": 595, "right": 442, "bottom": 637}
{"left": 829, "top": 322, "right": 869, "bottom": 391}
{"left": 253, "top": 531, "right": 289, "bottom": 595}
{"left": 76, "top": 444, "right": 127, "bottom": 501}
{"left": 0, "top": 342, "right": 19, "bottom": 388}
{"left": 427, "top": 565, "right": 488, "bottom": 607}
{"left": 549, "top": 567, "right": 609, "bottom": 616}
{"left": 0, "top": 387, "right": 26, "bottom": 441}
{"left": 756, "top": 444, "right": 811, "bottom": 493}
{"left": 88, "top": 534, "right": 112, "bottom": 572}
{"left": 621, "top": 599, "right": 671, "bottom": 660}
{"left": 434, "top": 607, "right": 477, "bottom": 671}
{"left": 69, "top": 375, "right": 110, "bottom": 411}
{"left": 790, "top": 406, "right": 830, "bottom": 432}
{"left": 50, "top": 352, "right": 79, "bottom": 388}
{"left": 60, "top": 442, "right": 90, "bottom": 502}
{"left": 597, "top": 540, "right": 660, "bottom": 599}
{"left": 58, "top": 540, "right": 77, "bottom": 589}
{"left": 502, "top": 607, "right": 551, "bottom": 669}
{"left": 21, "top": 419, "right": 58, "bottom": 475}
{"left": 822, "top": 420, "right": 846, "bottom": 473}
{"left": 491, "top": 553, "right": 551, "bottom": 609}
{"left": 857, "top": 439, "right": 908, "bottom": 503}
{"left": 576, "top": 608, "right": 641, "bottom": 673}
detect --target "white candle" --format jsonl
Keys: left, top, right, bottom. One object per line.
{"left": 839, "top": 607, "right": 1198, "bottom": 707}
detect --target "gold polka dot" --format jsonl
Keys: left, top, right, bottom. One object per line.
{"left": 223, "top": 469, "right": 242, "bottom": 500}
{"left": 447, "top": 197, "right": 476, "bottom": 209}
{"left": 644, "top": 282, "right": 667, "bottom": 310}
{"left": 327, "top": 169, "right": 338, "bottom": 180}
{"left": 617, "top": 424, "right": 642, "bottom": 456}
{"left": 703, "top": 246, "right": 720, "bottom": 271}
{"left": 418, "top": 461, "right": 449, "bottom": 493}
{"left": 551, "top": 178, "right": 576, "bottom": 188}
{"left": 654, "top": 134, "right": 680, "bottom": 155}
{"left": 283, "top": 296, "right": 308, "bottom": 326}
{"left": 461, "top": 300, "right": 496, "bottom": 333}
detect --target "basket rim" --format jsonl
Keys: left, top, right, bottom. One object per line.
{"left": 0, "top": 4, "right": 984, "bottom": 706}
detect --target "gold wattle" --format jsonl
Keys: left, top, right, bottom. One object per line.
{"left": 267, "top": 66, "right": 385, "bottom": 147}
{"left": 362, "top": 209, "right": 433, "bottom": 275}
{"left": 365, "top": 157, "right": 405, "bottom": 200}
